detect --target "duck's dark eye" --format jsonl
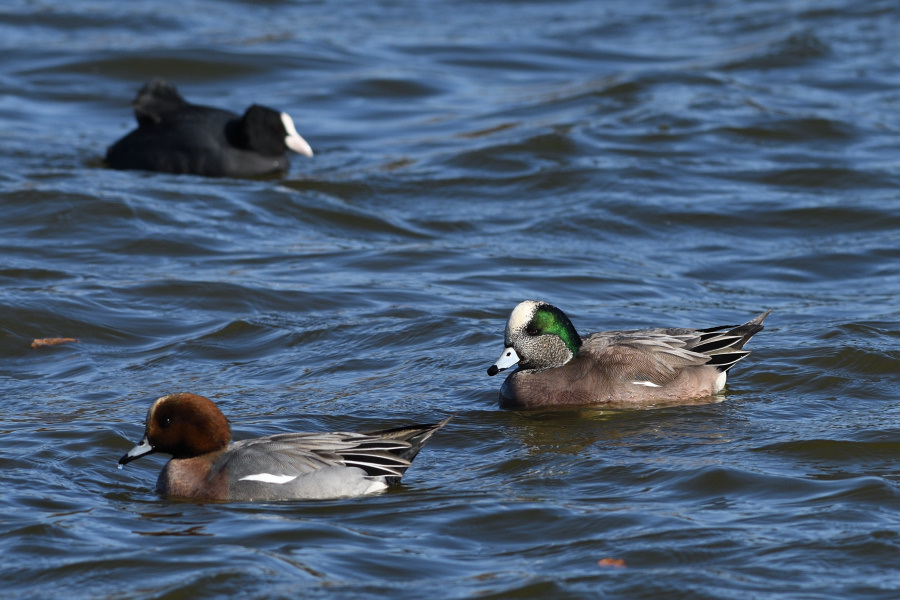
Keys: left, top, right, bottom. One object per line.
{"left": 160, "top": 417, "right": 172, "bottom": 429}
{"left": 526, "top": 323, "right": 539, "bottom": 336}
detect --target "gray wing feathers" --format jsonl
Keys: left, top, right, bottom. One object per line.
{"left": 583, "top": 310, "right": 771, "bottom": 382}
{"left": 226, "top": 417, "right": 452, "bottom": 483}
{"left": 584, "top": 333, "right": 711, "bottom": 384}
{"left": 228, "top": 432, "right": 412, "bottom": 479}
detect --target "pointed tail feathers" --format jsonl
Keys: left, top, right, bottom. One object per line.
{"left": 693, "top": 310, "right": 771, "bottom": 372}
{"left": 350, "top": 415, "right": 453, "bottom": 485}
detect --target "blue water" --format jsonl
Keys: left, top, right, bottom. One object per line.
{"left": 2, "top": 0, "right": 900, "bottom": 598}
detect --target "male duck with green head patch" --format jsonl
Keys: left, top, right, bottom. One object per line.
{"left": 487, "top": 300, "right": 770, "bottom": 409}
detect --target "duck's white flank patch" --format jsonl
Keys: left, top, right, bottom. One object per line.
{"left": 714, "top": 371, "right": 727, "bottom": 393}
{"left": 280, "top": 112, "right": 314, "bottom": 157}
{"left": 365, "top": 480, "right": 389, "bottom": 495}
{"left": 239, "top": 473, "right": 299, "bottom": 485}
{"left": 632, "top": 380, "right": 661, "bottom": 388}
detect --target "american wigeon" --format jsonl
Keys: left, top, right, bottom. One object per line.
{"left": 119, "top": 393, "right": 450, "bottom": 501}
{"left": 487, "top": 301, "right": 771, "bottom": 409}
{"left": 106, "top": 79, "right": 313, "bottom": 177}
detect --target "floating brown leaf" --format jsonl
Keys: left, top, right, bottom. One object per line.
{"left": 31, "top": 338, "right": 80, "bottom": 349}
{"left": 597, "top": 558, "right": 626, "bottom": 569}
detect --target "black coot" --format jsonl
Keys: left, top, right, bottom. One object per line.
{"left": 106, "top": 79, "right": 313, "bottom": 177}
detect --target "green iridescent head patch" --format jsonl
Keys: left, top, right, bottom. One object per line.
{"left": 529, "top": 304, "right": 582, "bottom": 356}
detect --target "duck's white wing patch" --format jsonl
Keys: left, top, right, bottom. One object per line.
{"left": 632, "top": 380, "right": 661, "bottom": 388}
{"left": 280, "top": 112, "right": 313, "bottom": 157}
{"left": 239, "top": 473, "right": 299, "bottom": 484}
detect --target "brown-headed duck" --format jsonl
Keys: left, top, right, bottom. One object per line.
{"left": 487, "top": 301, "right": 771, "bottom": 409}
{"left": 119, "top": 393, "right": 450, "bottom": 501}
{"left": 106, "top": 79, "right": 313, "bottom": 177}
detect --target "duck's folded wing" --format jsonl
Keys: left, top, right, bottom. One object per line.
{"left": 581, "top": 332, "right": 712, "bottom": 386}
{"left": 224, "top": 432, "right": 415, "bottom": 481}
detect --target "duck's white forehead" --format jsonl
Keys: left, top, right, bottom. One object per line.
{"left": 146, "top": 397, "right": 163, "bottom": 423}
{"left": 147, "top": 394, "right": 181, "bottom": 420}
{"left": 506, "top": 300, "right": 542, "bottom": 334}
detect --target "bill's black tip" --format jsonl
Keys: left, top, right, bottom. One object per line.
{"left": 487, "top": 365, "right": 499, "bottom": 376}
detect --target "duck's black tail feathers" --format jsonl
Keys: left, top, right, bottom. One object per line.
{"left": 692, "top": 309, "right": 772, "bottom": 372}
{"left": 338, "top": 416, "right": 453, "bottom": 485}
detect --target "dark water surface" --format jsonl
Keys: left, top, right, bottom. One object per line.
{"left": 2, "top": 0, "right": 900, "bottom": 598}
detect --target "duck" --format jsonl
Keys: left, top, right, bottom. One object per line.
{"left": 118, "top": 393, "right": 450, "bottom": 501}
{"left": 487, "top": 301, "right": 771, "bottom": 409}
{"left": 105, "top": 79, "right": 313, "bottom": 177}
